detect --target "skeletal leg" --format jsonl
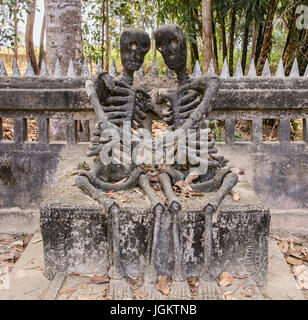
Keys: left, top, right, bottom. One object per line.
{"left": 199, "top": 172, "right": 238, "bottom": 300}
{"left": 108, "top": 205, "right": 132, "bottom": 299}
{"left": 75, "top": 175, "right": 116, "bottom": 212}
{"left": 191, "top": 168, "right": 232, "bottom": 193}
{"left": 158, "top": 173, "right": 191, "bottom": 300}
{"left": 203, "top": 172, "right": 238, "bottom": 213}
{"left": 138, "top": 174, "right": 164, "bottom": 299}
{"left": 198, "top": 206, "right": 221, "bottom": 300}
{"left": 75, "top": 175, "right": 131, "bottom": 299}
{"left": 80, "top": 168, "right": 144, "bottom": 192}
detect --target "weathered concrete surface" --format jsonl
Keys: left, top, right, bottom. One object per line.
{"left": 219, "top": 145, "right": 308, "bottom": 211}
{"left": 270, "top": 209, "right": 308, "bottom": 246}
{"left": 261, "top": 239, "right": 305, "bottom": 300}
{"left": 40, "top": 172, "right": 270, "bottom": 286}
{"left": 1, "top": 77, "right": 307, "bottom": 112}
{"left": 0, "top": 231, "right": 50, "bottom": 300}
{"left": 0, "top": 140, "right": 93, "bottom": 209}
{"left": 0, "top": 231, "right": 303, "bottom": 300}
{"left": 0, "top": 207, "right": 39, "bottom": 234}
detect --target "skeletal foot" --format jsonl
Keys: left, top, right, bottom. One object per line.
{"left": 109, "top": 278, "right": 132, "bottom": 300}
{"left": 144, "top": 283, "right": 164, "bottom": 300}
{"left": 198, "top": 280, "right": 221, "bottom": 300}
{"left": 170, "top": 281, "right": 191, "bottom": 300}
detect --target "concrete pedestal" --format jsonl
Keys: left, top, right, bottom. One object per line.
{"left": 40, "top": 173, "right": 270, "bottom": 286}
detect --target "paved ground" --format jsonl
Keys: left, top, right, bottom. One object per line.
{"left": 0, "top": 230, "right": 305, "bottom": 300}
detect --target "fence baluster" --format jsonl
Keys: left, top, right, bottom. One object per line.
{"left": 252, "top": 119, "right": 263, "bottom": 145}
{"left": 225, "top": 119, "right": 235, "bottom": 145}
{"left": 38, "top": 117, "right": 49, "bottom": 144}
{"left": 66, "top": 119, "right": 77, "bottom": 144}
{"left": 279, "top": 119, "right": 290, "bottom": 144}
{"left": 14, "top": 118, "right": 27, "bottom": 143}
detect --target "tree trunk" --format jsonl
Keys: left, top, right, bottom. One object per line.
{"left": 101, "top": 0, "right": 105, "bottom": 68}
{"left": 249, "top": 20, "right": 258, "bottom": 67}
{"left": 283, "top": 5, "right": 304, "bottom": 75}
{"left": 254, "top": 21, "right": 264, "bottom": 65}
{"left": 25, "top": 0, "right": 39, "bottom": 74}
{"left": 13, "top": 0, "right": 18, "bottom": 60}
{"left": 256, "top": 0, "right": 278, "bottom": 75}
{"left": 189, "top": 37, "right": 199, "bottom": 70}
{"left": 229, "top": 8, "right": 237, "bottom": 76}
{"left": 105, "top": 0, "right": 110, "bottom": 72}
{"left": 153, "top": 19, "right": 159, "bottom": 62}
{"left": 201, "top": 0, "right": 217, "bottom": 73}
{"left": 221, "top": 16, "right": 227, "bottom": 61}
{"left": 297, "top": 30, "right": 308, "bottom": 76}
{"left": 38, "top": 13, "right": 46, "bottom": 70}
{"left": 241, "top": 10, "right": 251, "bottom": 74}
{"left": 45, "top": 0, "right": 84, "bottom": 75}
{"left": 212, "top": 12, "right": 218, "bottom": 70}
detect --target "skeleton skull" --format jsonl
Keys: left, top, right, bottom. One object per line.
{"left": 120, "top": 28, "right": 151, "bottom": 73}
{"left": 154, "top": 24, "right": 187, "bottom": 72}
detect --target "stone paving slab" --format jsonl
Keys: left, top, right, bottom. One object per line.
{"left": 0, "top": 208, "right": 39, "bottom": 235}
{"left": 270, "top": 209, "right": 308, "bottom": 246}
{"left": 0, "top": 232, "right": 304, "bottom": 300}
{"left": 0, "top": 231, "right": 50, "bottom": 300}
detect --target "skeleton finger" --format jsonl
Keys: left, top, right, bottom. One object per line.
{"left": 164, "top": 115, "right": 174, "bottom": 125}
{"left": 135, "top": 108, "right": 147, "bottom": 120}
{"left": 176, "top": 93, "right": 198, "bottom": 107}
{"left": 179, "top": 97, "right": 201, "bottom": 113}
{"left": 106, "top": 111, "right": 129, "bottom": 119}
{"left": 112, "top": 86, "right": 133, "bottom": 96}
{"left": 103, "top": 105, "right": 127, "bottom": 113}
{"left": 136, "top": 88, "right": 151, "bottom": 100}
{"left": 106, "top": 96, "right": 134, "bottom": 106}
{"left": 178, "top": 109, "right": 195, "bottom": 120}
{"left": 114, "top": 79, "right": 132, "bottom": 89}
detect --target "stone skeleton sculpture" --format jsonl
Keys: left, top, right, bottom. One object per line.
{"left": 76, "top": 25, "right": 238, "bottom": 300}
{"left": 152, "top": 24, "right": 238, "bottom": 299}
{"left": 75, "top": 28, "right": 165, "bottom": 299}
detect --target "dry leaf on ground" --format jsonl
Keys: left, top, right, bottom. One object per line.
{"left": 231, "top": 191, "right": 240, "bottom": 202}
{"left": 104, "top": 190, "right": 116, "bottom": 199}
{"left": 293, "top": 265, "right": 308, "bottom": 290}
{"left": 218, "top": 272, "right": 233, "bottom": 287}
{"left": 222, "top": 292, "right": 237, "bottom": 300}
{"left": 279, "top": 240, "right": 289, "bottom": 254}
{"left": 233, "top": 274, "right": 248, "bottom": 279}
{"left": 23, "top": 235, "right": 33, "bottom": 248}
{"left": 156, "top": 275, "right": 170, "bottom": 295}
{"left": 89, "top": 275, "right": 109, "bottom": 284}
{"left": 175, "top": 180, "right": 204, "bottom": 198}
{"left": 0, "top": 251, "right": 15, "bottom": 262}
{"left": 184, "top": 172, "right": 199, "bottom": 184}
{"left": 60, "top": 287, "right": 77, "bottom": 294}
{"left": 286, "top": 256, "right": 302, "bottom": 266}
{"left": 114, "top": 177, "right": 128, "bottom": 185}
{"left": 286, "top": 248, "right": 303, "bottom": 259}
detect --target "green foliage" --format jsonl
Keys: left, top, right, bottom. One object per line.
{"left": 82, "top": 0, "right": 158, "bottom": 63}
{"left": 0, "top": 0, "right": 31, "bottom": 49}
{"left": 210, "top": 120, "right": 225, "bottom": 143}
{"left": 234, "top": 130, "right": 242, "bottom": 142}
